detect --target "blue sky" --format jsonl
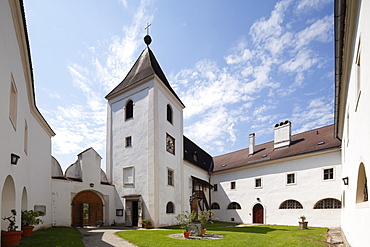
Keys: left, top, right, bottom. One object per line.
{"left": 24, "top": 0, "right": 334, "bottom": 171}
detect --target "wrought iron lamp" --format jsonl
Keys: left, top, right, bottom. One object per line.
{"left": 11, "top": 153, "right": 20, "bottom": 165}
{"left": 342, "top": 177, "right": 349, "bottom": 185}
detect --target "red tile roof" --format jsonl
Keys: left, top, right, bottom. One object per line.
{"left": 213, "top": 124, "right": 340, "bottom": 172}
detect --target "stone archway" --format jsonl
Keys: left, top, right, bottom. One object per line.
{"left": 1, "top": 175, "right": 16, "bottom": 231}
{"left": 72, "top": 191, "right": 103, "bottom": 227}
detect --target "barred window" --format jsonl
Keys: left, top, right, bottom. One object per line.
{"left": 314, "top": 198, "right": 341, "bottom": 209}
{"left": 231, "top": 181, "right": 236, "bottom": 189}
{"left": 166, "top": 202, "right": 175, "bottom": 213}
{"left": 168, "top": 169, "right": 174, "bottom": 186}
{"left": 323, "top": 168, "right": 334, "bottom": 180}
{"left": 287, "top": 173, "right": 295, "bottom": 184}
{"left": 211, "top": 202, "right": 220, "bottom": 210}
{"left": 227, "top": 202, "right": 241, "bottom": 210}
{"left": 279, "top": 200, "right": 303, "bottom": 209}
{"left": 255, "top": 178, "right": 262, "bottom": 188}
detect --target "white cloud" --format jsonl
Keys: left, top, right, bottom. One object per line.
{"left": 50, "top": 0, "right": 154, "bottom": 162}
{"left": 250, "top": 0, "right": 292, "bottom": 43}
{"left": 295, "top": 0, "right": 332, "bottom": 13}
{"left": 295, "top": 15, "right": 333, "bottom": 49}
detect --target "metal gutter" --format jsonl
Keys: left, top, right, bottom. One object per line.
{"left": 334, "top": 0, "right": 346, "bottom": 142}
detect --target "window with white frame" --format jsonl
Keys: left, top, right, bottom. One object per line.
{"left": 123, "top": 167, "right": 134, "bottom": 185}
{"left": 168, "top": 169, "right": 174, "bottom": 186}
{"left": 323, "top": 168, "right": 334, "bottom": 180}
{"left": 255, "top": 178, "right": 262, "bottom": 188}
{"left": 9, "top": 76, "right": 18, "bottom": 130}
{"left": 231, "top": 181, "right": 236, "bottom": 190}
{"left": 125, "top": 136, "right": 132, "bottom": 147}
{"left": 287, "top": 173, "right": 295, "bottom": 185}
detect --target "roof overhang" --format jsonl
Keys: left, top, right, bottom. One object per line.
{"left": 334, "top": 0, "right": 361, "bottom": 141}
{"left": 191, "top": 176, "right": 213, "bottom": 188}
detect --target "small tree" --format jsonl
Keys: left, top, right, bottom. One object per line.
{"left": 199, "top": 210, "right": 217, "bottom": 229}
{"left": 175, "top": 211, "right": 196, "bottom": 232}
{"left": 2, "top": 209, "right": 18, "bottom": 232}
{"left": 21, "top": 210, "right": 45, "bottom": 227}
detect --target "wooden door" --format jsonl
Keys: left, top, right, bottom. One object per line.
{"left": 72, "top": 191, "right": 103, "bottom": 227}
{"left": 253, "top": 204, "right": 264, "bottom": 224}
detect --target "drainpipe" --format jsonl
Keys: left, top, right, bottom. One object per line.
{"left": 334, "top": 0, "right": 346, "bottom": 141}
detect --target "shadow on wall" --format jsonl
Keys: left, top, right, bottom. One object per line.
{"left": 210, "top": 183, "right": 243, "bottom": 223}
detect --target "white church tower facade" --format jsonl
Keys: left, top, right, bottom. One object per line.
{"left": 106, "top": 35, "right": 186, "bottom": 227}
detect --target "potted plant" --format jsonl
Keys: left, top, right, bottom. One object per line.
{"left": 141, "top": 219, "right": 152, "bottom": 229}
{"left": 21, "top": 210, "right": 45, "bottom": 237}
{"left": 1, "top": 209, "right": 23, "bottom": 247}
{"left": 298, "top": 215, "right": 308, "bottom": 229}
{"left": 175, "top": 211, "right": 196, "bottom": 238}
{"left": 199, "top": 210, "right": 217, "bottom": 235}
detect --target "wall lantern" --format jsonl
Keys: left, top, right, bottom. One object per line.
{"left": 90, "top": 183, "right": 94, "bottom": 187}
{"left": 256, "top": 198, "right": 261, "bottom": 202}
{"left": 11, "top": 153, "right": 20, "bottom": 165}
{"left": 342, "top": 177, "right": 349, "bottom": 185}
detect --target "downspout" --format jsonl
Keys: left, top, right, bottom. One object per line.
{"left": 334, "top": 0, "right": 346, "bottom": 142}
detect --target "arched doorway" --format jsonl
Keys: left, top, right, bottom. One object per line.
{"left": 356, "top": 163, "right": 368, "bottom": 203}
{"left": 253, "top": 204, "right": 264, "bottom": 224}
{"left": 72, "top": 191, "right": 103, "bottom": 227}
{"left": 1, "top": 176, "right": 16, "bottom": 231}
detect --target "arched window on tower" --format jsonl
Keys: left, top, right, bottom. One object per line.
{"left": 356, "top": 163, "right": 368, "bottom": 203}
{"left": 166, "top": 201, "right": 175, "bottom": 214}
{"left": 125, "top": 100, "right": 133, "bottom": 120}
{"left": 167, "top": 104, "right": 173, "bottom": 124}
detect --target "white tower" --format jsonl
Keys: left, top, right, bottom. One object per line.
{"left": 105, "top": 35, "right": 185, "bottom": 227}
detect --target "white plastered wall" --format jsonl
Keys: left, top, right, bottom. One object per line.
{"left": 211, "top": 151, "right": 342, "bottom": 227}
{"left": 51, "top": 148, "right": 118, "bottom": 226}
{"left": 0, "top": 0, "right": 53, "bottom": 231}
{"left": 340, "top": 1, "right": 370, "bottom": 246}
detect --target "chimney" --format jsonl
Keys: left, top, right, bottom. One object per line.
{"left": 249, "top": 133, "right": 255, "bottom": 155}
{"left": 274, "top": 120, "right": 291, "bottom": 149}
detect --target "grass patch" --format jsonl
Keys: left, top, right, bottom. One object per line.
{"left": 164, "top": 221, "right": 239, "bottom": 229}
{"left": 19, "top": 227, "right": 84, "bottom": 247}
{"left": 117, "top": 225, "right": 328, "bottom": 247}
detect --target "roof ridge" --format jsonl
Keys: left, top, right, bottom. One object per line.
{"left": 213, "top": 124, "right": 336, "bottom": 158}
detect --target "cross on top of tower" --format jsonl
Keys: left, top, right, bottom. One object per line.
{"left": 144, "top": 22, "right": 152, "bottom": 46}
{"left": 145, "top": 22, "right": 151, "bottom": 35}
